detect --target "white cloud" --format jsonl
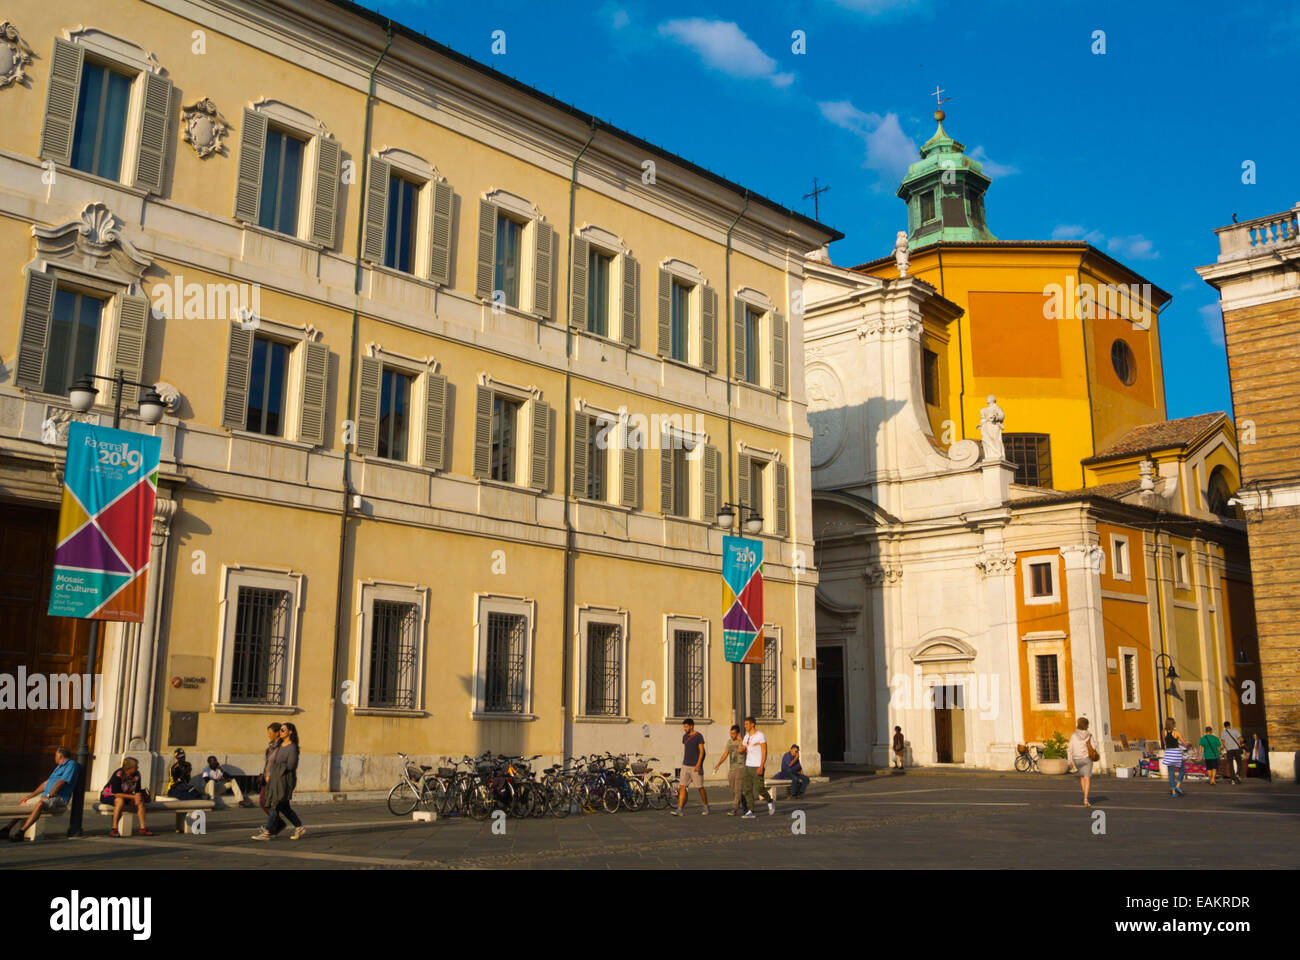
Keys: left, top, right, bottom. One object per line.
{"left": 1050, "top": 225, "right": 1158, "bottom": 260}
{"left": 819, "top": 100, "right": 917, "bottom": 190}
{"left": 658, "top": 19, "right": 795, "bottom": 88}
{"left": 969, "top": 145, "right": 1018, "bottom": 178}
{"left": 829, "top": 0, "right": 932, "bottom": 14}
{"left": 1199, "top": 303, "right": 1225, "bottom": 346}
{"left": 610, "top": 7, "right": 630, "bottom": 29}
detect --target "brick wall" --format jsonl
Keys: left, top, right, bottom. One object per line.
{"left": 1222, "top": 299, "right": 1300, "bottom": 483}
{"left": 1244, "top": 506, "right": 1300, "bottom": 750}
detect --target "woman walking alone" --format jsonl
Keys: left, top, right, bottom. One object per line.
{"left": 253, "top": 721, "right": 306, "bottom": 840}
{"left": 1163, "top": 718, "right": 1188, "bottom": 798}
{"left": 1067, "top": 718, "right": 1098, "bottom": 807}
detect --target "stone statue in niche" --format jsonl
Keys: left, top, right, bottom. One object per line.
{"left": 894, "top": 231, "right": 910, "bottom": 277}
{"left": 979, "top": 395, "right": 1004, "bottom": 461}
{"left": 181, "top": 99, "right": 230, "bottom": 158}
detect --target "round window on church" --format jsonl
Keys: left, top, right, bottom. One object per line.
{"left": 1111, "top": 339, "right": 1136, "bottom": 386}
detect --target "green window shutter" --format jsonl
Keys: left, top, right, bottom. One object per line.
{"left": 737, "top": 453, "right": 752, "bottom": 512}
{"left": 355, "top": 355, "right": 382, "bottom": 457}
{"left": 475, "top": 201, "right": 497, "bottom": 302}
{"left": 534, "top": 223, "right": 554, "bottom": 319}
{"left": 656, "top": 268, "right": 671, "bottom": 357}
{"left": 40, "top": 39, "right": 83, "bottom": 165}
{"left": 701, "top": 285, "right": 717, "bottom": 372}
{"left": 16, "top": 270, "right": 56, "bottom": 390}
{"left": 530, "top": 399, "right": 551, "bottom": 490}
{"left": 428, "top": 180, "right": 454, "bottom": 286}
{"left": 361, "top": 157, "right": 390, "bottom": 264}
{"left": 112, "top": 294, "right": 150, "bottom": 407}
{"left": 133, "top": 72, "right": 173, "bottom": 194}
{"left": 473, "top": 385, "right": 493, "bottom": 477}
{"left": 621, "top": 428, "right": 640, "bottom": 508}
{"left": 774, "top": 461, "right": 789, "bottom": 538}
{"left": 570, "top": 236, "right": 589, "bottom": 329}
{"left": 621, "top": 253, "right": 639, "bottom": 347}
{"left": 221, "top": 322, "right": 254, "bottom": 429}
{"left": 572, "top": 411, "right": 589, "bottom": 497}
{"left": 310, "top": 137, "right": 342, "bottom": 247}
{"left": 659, "top": 445, "right": 674, "bottom": 515}
{"left": 423, "top": 372, "right": 448, "bottom": 470}
{"left": 233, "top": 108, "right": 267, "bottom": 224}
{"left": 703, "top": 443, "right": 719, "bottom": 523}
{"left": 733, "top": 297, "right": 747, "bottom": 381}
{"left": 772, "top": 308, "right": 788, "bottom": 395}
{"left": 299, "top": 340, "right": 329, "bottom": 447}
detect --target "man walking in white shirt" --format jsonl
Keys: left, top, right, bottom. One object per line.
{"left": 740, "top": 716, "right": 774, "bottom": 819}
{"left": 1221, "top": 721, "right": 1245, "bottom": 784}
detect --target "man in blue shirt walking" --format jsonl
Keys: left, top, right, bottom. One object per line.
{"left": 3, "top": 746, "right": 78, "bottom": 841}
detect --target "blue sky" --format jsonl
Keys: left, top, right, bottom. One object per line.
{"left": 360, "top": 0, "right": 1290, "bottom": 420}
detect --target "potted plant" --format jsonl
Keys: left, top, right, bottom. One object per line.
{"left": 1039, "top": 731, "right": 1070, "bottom": 774}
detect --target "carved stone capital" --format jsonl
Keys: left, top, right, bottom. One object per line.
{"left": 975, "top": 551, "right": 1016, "bottom": 578}
{"left": 864, "top": 563, "right": 902, "bottom": 585}
{"left": 151, "top": 497, "right": 177, "bottom": 544}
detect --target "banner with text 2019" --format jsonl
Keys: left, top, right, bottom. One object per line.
{"left": 722, "top": 535, "right": 764, "bottom": 664}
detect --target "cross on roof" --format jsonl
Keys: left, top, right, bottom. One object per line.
{"left": 932, "top": 84, "right": 949, "bottom": 108}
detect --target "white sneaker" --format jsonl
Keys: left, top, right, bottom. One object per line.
{"left": 741, "top": 811, "right": 756, "bottom": 819}
{"left": 768, "top": 801, "right": 775, "bottom": 815}
{"left": 701, "top": 807, "right": 709, "bottom": 815}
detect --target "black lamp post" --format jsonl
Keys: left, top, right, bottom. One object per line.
{"left": 62, "top": 369, "right": 166, "bottom": 837}
{"left": 1154, "top": 653, "right": 1180, "bottom": 741}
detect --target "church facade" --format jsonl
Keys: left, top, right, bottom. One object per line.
{"left": 806, "top": 111, "right": 1260, "bottom": 770}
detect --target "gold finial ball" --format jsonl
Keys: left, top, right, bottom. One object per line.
{"left": 934, "top": 109, "right": 945, "bottom": 122}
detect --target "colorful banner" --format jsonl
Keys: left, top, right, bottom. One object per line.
{"left": 722, "top": 535, "right": 764, "bottom": 664}
{"left": 48, "top": 422, "right": 161, "bottom": 622}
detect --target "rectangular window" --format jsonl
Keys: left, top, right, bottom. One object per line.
{"left": 230, "top": 587, "right": 291, "bottom": 704}
{"left": 672, "top": 629, "right": 705, "bottom": 718}
{"left": 1112, "top": 535, "right": 1131, "bottom": 580}
{"left": 586, "top": 416, "right": 606, "bottom": 501}
{"left": 1005, "top": 433, "right": 1053, "bottom": 488}
{"left": 70, "top": 61, "right": 132, "bottom": 181}
{"left": 384, "top": 175, "right": 419, "bottom": 274}
{"left": 919, "top": 191, "right": 936, "bottom": 222}
{"left": 490, "top": 395, "right": 521, "bottom": 482}
{"left": 584, "top": 621, "right": 622, "bottom": 716}
{"left": 1175, "top": 549, "right": 1190, "bottom": 586}
{"left": 744, "top": 307, "right": 762, "bottom": 384}
{"left": 258, "top": 127, "right": 305, "bottom": 235}
{"left": 1030, "top": 561, "right": 1053, "bottom": 599}
{"left": 747, "top": 636, "right": 778, "bottom": 719}
{"left": 377, "top": 368, "right": 412, "bottom": 461}
{"left": 484, "top": 611, "right": 527, "bottom": 713}
{"left": 367, "top": 600, "right": 419, "bottom": 709}
{"left": 587, "top": 249, "right": 612, "bottom": 337}
{"left": 1035, "top": 654, "right": 1060, "bottom": 706}
{"left": 1123, "top": 652, "right": 1139, "bottom": 708}
{"left": 923, "top": 348, "right": 940, "bottom": 405}
{"left": 43, "top": 288, "right": 104, "bottom": 396}
{"left": 672, "top": 444, "right": 691, "bottom": 517}
{"left": 671, "top": 281, "right": 691, "bottom": 363}
{"left": 246, "top": 336, "right": 291, "bottom": 436}
{"left": 748, "top": 458, "right": 766, "bottom": 523}
{"left": 494, "top": 215, "right": 523, "bottom": 307}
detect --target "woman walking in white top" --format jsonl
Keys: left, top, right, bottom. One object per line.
{"left": 1067, "top": 717, "right": 1098, "bottom": 807}
{"left": 1163, "top": 717, "right": 1188, "bottom": 798}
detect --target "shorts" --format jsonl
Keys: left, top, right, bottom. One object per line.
{"left": 679, "top": 766, "right": 704, "bottom": 789}
{"left": 42, "top": 796, "right": 67, "bottom": 813}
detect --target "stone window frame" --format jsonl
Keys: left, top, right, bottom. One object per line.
{"left": 734, "top": 286, "right": 774, "bottom": 390}
{"left": 663, "top": 613, "right": 712, "bottom": 724}
{"left": 745, "top": 624, "right": 783, "bottom": 722}
{"left": 1022, "top": 555, "right": 1060, "bottom": 606}
{"left": 244, "top": 98, "right": 337, "bottom": 246}
{"left": 1173, "top": 547, "right": 1192, "bottom": 589}
{"left": 573, "top": 604, "right": 631, "bottom": 722}
{"left": 661, "top": 420, "right": 709, "bottom": 522}
{"left": 737, "top": 441, "right": 782, "bottom": 535}
{"left": 470, "top": 593, "right": 537, "bottom": 720}
{"left": 1118, "top": 645, "right": 1141, "bottom": 711}
{"left": 1110, "top": 533, "right": 1132, "bottom": 583}
{"left": 661, "top": 258, "right": 707, "bottom": 369}
{"left": 575, "top": 224, "right": 632, "bottom": 343}
{"left": 485, "top": 188, "right": 547, "bottom": 317}
{"left": 231, "top": 315, "right": 321, "bottom": 449}
{"left": 362, "top": 343, "right": 441, "bottom": 468}
{"left": 213, "top": 564, "right": 304, "bottom": 713}
{"left": 367, "top": 147, "right": 451, "bottom": 284}
{"left": 1022, "top": 630, "right": 1067, "bottom": 712}
{"left": 573, "top": 398, "right": 622, "bottom": 507}
{"left": 351, "top": 579, "right": 429, "bottom": 716}
{"left": 478, "top": 372, "right": 546, "bottom": 490}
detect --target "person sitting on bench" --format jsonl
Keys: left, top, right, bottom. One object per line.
{"left": 2, "top": 746, "right": 77, "bottom": 841}
{"left": 202, "top": 756, "right": 248, "bottom": 805}
{"left": 101, "top": 757, "right": 154, "bottom": 837}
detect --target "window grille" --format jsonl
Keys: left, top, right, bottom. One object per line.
{"left": 230, "top": 587, "right": 291, "bottom": 704}
{"left": 584, "top": 622, "right": 622, "bottom": 716}
{"left": 673, "top": 629, "right": 704, "bottom": 717}
{"left": 368, "top": 600, "right": 419, "bottom": 709}
{"left": 484, "top": 611, "right": 528, "bottom": 712}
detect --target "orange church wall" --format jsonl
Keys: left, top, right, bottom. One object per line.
{"left": 1097, "top": 523, "right": 1159, "bottom": 742}
{"left": 968, "top": 291, "right": 1064, "bottom": 379}
{"left": 1015, "top": 549, "right": 1075, "bottom": 743}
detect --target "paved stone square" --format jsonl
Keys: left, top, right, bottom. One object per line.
{"left": 3, "top": 771, "right": 1297, "bottom": 870}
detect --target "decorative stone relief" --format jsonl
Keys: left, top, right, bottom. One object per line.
{"left": 857, "top": 317, "right": 886, "bottom": 339}
{"left": 893, "top": 230, "right": 910, "bottom": 277}
{"left": 947, "top": 439, "right": 980, "bottom": 467}
{"left": 864, "top": 563, "right": 903, "bottom": 585}
{"left": 886, "top": 316, "right": 923, "bottom": 336}
{"left": 975, "top": 551, "right": 1016, "bottom": 577}
{"left": 0, "top": 22, "right": 34, "bottom": 87}
{"left": 1061, "top": 543, "right": 1105, "bottom": 572}
{"left": 41, "top": 405, "right": 99, "bottom": 455}
{"left": 153, "top": 381, "right": 182, "bottom": 413}
{"left": 181, "top": 99, "right": 229, "bottom": 158}
{"left": 806, "top": 364, "right": 846, "bottom": 469}
{"left": 979, "top": 394, "right": 1005, "bottom": 461}
{"left": 33, "top": 202, "right": 152, "bottom": 286}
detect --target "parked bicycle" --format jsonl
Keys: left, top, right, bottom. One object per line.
{"left": 1014, "top": 742, "right": 1043, "bottom": 773}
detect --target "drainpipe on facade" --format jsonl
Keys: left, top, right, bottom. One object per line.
{"left": 327, "top": 23, "right": 393, "bottom": 794}
{"left": 560, "top": 121, "right": 598, "bottom": 753}
{"left": 723, "top": 192, "right": 748, "bottom": 729}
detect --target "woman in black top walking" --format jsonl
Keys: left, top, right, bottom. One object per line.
{"left": 253, "top": 722, "right": 306, "bottom": 840}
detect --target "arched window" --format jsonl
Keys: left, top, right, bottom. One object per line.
{"left": 1206, "top": 466, "right": 1237, "bottom": 517}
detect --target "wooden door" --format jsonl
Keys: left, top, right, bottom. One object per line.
{"left": 934, "top": 701, "right": 953, "bottom": 763}
{"left": 0, "top": 503, "right": 98, "bottom": 791}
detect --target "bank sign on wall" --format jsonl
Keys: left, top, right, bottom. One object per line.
{"left": 722, "top": 535, "right": 764, "bottom": 664}
{"left": 48, "top": 422, "right": 162, "bottom": 622}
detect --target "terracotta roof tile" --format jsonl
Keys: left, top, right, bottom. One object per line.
{"left": 1084, "top": 412, "right": 1226, "bottom": 463}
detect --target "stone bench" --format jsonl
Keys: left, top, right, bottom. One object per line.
{"left": 0, "top": 801, "right": 68, "bottom": 841}
{"left": 94, "top": 798, "right": 215, "bottom": 836}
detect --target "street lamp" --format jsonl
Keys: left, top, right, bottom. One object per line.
{"left": 1154, "top": 653, "right": 1180, "bottom": 744}
{"left": 717, "top": 502, "right": 762, "bottom": 535}
{"left": 63, "top": 369, "right": 166, "bottom": 836}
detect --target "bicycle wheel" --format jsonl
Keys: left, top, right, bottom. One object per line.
{"left": 571, "top": 780, "right": 591, "bottom": 813}
{"left": 625, "top": 777, "right": 647, "bottom": 812}
{"left": 387, "top": 780, "right": 419, "bottom": 816}
{"left": 510, "top": 782, "right": 531, "bottom": 819}
{"left": 527, "top": 783, "right": 548, "bottom": 818}
{"left": 546, "top": 780, "right": 572, "bottom": 818}
{"left": 467, "top": 783, "right": 494, "bottom": 821}
{"left": 1014, "top": 753, "right": 1031, "bottom": 773}
{"left": 644, "top": 775, "right": 671, "bottom": 810}
{"left": 421, "top": 778, "right": 448, "bottom": 814}
{"left": 602, "top": 779, "right": 623, "bottom": 813}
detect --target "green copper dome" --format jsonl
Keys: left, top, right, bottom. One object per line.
{"left": 898, "top": 110, "right": 997, "bottom": 250}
